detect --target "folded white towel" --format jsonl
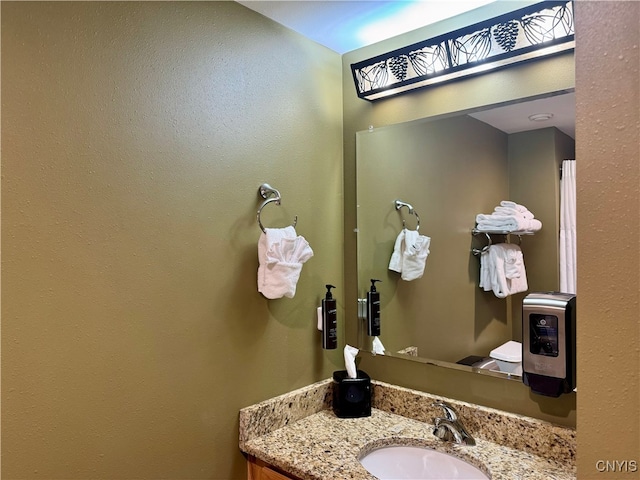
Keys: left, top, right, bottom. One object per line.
{"left": 475, "top": 201, "right": 541, "bottom": 232}
{"left": 388, "top": 229, "right": 431, "bottom": 281}
{"left": 475, "top": 214, "right": 542, "bottom": 233}
{"left": 258, "top": 226, "right": 313, "bottom": 299}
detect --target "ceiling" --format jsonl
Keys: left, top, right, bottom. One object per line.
{"left": 470, "top": 92, "right": 575, "bottom": 139}
{"left": 236, "top": 0, "right": 575, "bottom": 138}
{"left": 236, "top": 0, "right": 497, "bottom": 54}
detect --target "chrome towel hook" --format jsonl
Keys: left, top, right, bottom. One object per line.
{"left": 257, "top": 183, "right": 298, "bottom": 233}
{"left": 395, "top": 199, "right": 420, "bottom": 231}
{"left": 471, "top": 229, "right": 528, "bottom": 255}
{"left": 471, "top": 229, "right": 493, "bottom": 255}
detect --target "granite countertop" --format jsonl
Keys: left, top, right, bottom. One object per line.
{"left": 239, "top": 379, "right": 576, "bottom": 480}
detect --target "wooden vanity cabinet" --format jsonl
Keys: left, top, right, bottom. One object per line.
{"left": 247, "top": 456, "right": 302, "bottom": 480}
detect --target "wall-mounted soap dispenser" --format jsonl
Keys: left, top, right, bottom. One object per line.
{"left": 321, "top": 284, "right": 337, "bottom": 349}
{"left": 366, "top": 279, "right": 381, "bottom": 336}
{"left": 522, "top": 292, "right": 576, "bottom": 397}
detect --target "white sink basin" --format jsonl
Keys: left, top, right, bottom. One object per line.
{"left": 359, "top": 445, "right": 489, "bottom": 480}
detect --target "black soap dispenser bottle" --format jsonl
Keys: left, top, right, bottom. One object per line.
{"left": 322, "top": 284, "right": 338, "bottom": 349}
{"left": 366, "top": 279, "right": 381, "bottom": 336}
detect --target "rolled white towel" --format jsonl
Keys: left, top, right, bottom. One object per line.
{"left": 500, "top": 201, "right": 530, "bottom": 214}
{"left": 494, "top": 206, "right": 534, "bottom": 220}
{"left": 526, "top": 219, "right": 543, "bottom": 232}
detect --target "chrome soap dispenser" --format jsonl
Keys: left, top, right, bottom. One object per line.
{"left": 366, "top": 279, "right": 381, "bottom": 336}
{"left": 522, "top": 292, "right": 576, "bottom": 397}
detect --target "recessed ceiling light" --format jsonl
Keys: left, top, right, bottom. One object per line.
{"left": 528, "top": 113, "right": 554, "bottom": 122}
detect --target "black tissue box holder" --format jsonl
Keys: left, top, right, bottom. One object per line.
{"left": 332, "top": 370, "right": 371, "bottom": 418}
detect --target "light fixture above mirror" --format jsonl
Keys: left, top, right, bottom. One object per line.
{"left": 351, "top": 1, "right": 574, "bottom": 101}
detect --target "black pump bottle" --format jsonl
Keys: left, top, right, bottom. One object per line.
{"left": 322, "top": 284, "right": 337, "bottom": 349}
{"left": 366, "top": 279, "right": 381, "bottom": 336}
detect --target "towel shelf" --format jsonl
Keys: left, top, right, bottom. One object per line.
{"left": 471, "top": 228, "right": 534, "bottom": 255}
{"left": 472, "top": 228, "right": 536, "bottom": 236}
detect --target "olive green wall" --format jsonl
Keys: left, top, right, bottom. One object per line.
{"left": 508, "top": 128, "right": 575, "bottom": 341}
{"left": 343, "top": 3, "right": 577, "bottom": 426}
{"left": 1, "top": 2, "right": 343, "bottom": 479}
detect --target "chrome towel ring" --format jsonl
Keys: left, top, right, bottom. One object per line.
{"left": 395, "top": 199, "right": 420, "bottom": 231}
{"left": 257, "top": 183, "right": 298, "bottom": 233}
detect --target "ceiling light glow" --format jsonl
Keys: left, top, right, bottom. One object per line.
{"left": 357, "top": 1, "right": 497, "bottom": 47}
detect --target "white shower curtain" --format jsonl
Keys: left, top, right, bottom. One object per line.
{"left": 560, "top": 159, "right": 576, "bottom": 293}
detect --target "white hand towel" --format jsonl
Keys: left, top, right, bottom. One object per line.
{"left": 504, "top": 244, "right": 528, "bottom": 294}
{"left": 388, "top": 230, "right": 405, "bottom": 273}
{"left": 487, "top": 245, "right": 509, "bottom": 298}
{"left": 484, "top": 244, "right": 528, "bottom": 298}
{"left": 503, "top": 245, "right": 523, "bottom": 279}
{"left": 400, "top": 229, "right": 431, "bottom": 281}
{"left": 258, "top": 226, "right": 296, "bottom": 291}
{"left": 258, "top": 226, "right": 313, "bottom": 299}
{"left": 479, "top": 250, "right": 492, "bottom": 291}
{"left": 507, "top": 266, "right": 528, "bottom": 294}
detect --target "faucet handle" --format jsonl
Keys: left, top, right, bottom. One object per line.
{"left": 432, "top": 402, "right": 458, "bottom": 421}
{"left": 433, "top": 421, "right": 453, "bottom": 441}
{"left": 433, "top": 417, "right": 476, "bottom": 446}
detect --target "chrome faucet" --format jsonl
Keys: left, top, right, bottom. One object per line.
{"left": 432, "top": 402, "right": 476, "bottom": 446}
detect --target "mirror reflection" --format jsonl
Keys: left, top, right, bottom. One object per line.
{"left": 355, "top": 92, "right": 575, "bottom": 379}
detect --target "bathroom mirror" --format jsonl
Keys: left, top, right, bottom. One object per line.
{"left": 355, "top": 91, "right": 575, "bottom": 379}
